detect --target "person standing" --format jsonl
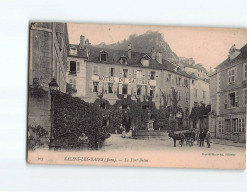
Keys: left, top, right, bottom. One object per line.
{"left": 206, "top": 130, "right": 211, "bottom": 148}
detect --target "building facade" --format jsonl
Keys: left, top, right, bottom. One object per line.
{"left": 66, "top": 35, "right": 192, "bottom": 127}
{"left": 212, "top": 44, "right": 247, "bottom": 142}
{"left": 28, "top": 22, "right": 69, "bottom": 141}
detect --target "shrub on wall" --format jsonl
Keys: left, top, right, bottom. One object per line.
{"left": 52, "top": 91, "right": 108, "bottom": 150}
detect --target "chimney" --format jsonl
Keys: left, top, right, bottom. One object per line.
{"left": 128, "top": 43, "right": 132, "bottom": 59}
{"left": 156, "top": 52, "right": 162, "bottom": 64}
{"left": 151, "top": 47, "right": 156, "bottom": 59}
{"left": 85, "top": 39, "right": 91, "bottom": 47}
{"left": 228, "top": 44, "right": 241, "bottom": 60}
{"left": 79, "top": 35, "right": 85, "bottom": 49}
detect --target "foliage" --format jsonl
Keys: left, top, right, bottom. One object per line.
{"left": 52, "top": 91, "right": 108, "bottom": 150}
{"left": 27, "top": 125, "right": 48, "bottom": 150}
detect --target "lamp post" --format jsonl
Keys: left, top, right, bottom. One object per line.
{"left": 49, "top": 78, "right": 59, "bottom": 151}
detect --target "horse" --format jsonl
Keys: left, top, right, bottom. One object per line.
{"left": 168, "top": 131, "right": 185, "bottom": 147}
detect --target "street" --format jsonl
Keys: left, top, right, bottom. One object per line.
{"left": 101, "top": 134, "right": 246, "bottom": 152}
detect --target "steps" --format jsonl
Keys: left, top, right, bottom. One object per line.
{"left": 132, "top": 130, "right": 167, "bottom": 140}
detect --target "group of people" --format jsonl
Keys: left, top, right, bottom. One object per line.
{"left": 115, "top": 124, "right": 133, "bottom": 138}
{"left": 194, "top": 128, "right": 211, "bottom": 148}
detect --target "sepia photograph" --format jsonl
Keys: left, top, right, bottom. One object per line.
{"left": 27, "top": 22, "right": 246, "bottom": 169}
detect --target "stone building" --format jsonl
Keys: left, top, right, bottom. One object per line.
{"left": 210, "top": 44, "right": 247, "bottom": 142}
{"left": 66, "top": 35, "right": 192, "bottom": 127}
{"left": 28, "top": 22, "right": 69, "bottom": 142}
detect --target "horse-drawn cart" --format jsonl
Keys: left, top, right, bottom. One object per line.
{"left": 168, "top": 130, "right": 196, "bottom": 147}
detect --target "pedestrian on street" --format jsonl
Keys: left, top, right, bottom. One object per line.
{"left": 206, "top": 130, "right": 211, "bottom": 148}
{"left": 119, "top": 124, "right": 124, "bottom": 134}
{"left": 122, "top": 126, "right": 126, "bottom": 138}
{"left": 199, "top": 129, "right": 205, "bottom": 147}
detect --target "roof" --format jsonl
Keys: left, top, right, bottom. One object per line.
{"left": 215, "top": 44, "right": 247, "bottom": 70}
{"left": 68, "top": 44, "right": 192, "bottom": 78}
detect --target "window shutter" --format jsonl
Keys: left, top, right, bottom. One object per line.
{"left": 113, "top": 83, "right": 117, "bottom": 94}
{"left": 104, "top": 82, "right": 108, "bottom": 93}
{"left": 119, "top": 84, "right": 122, "bottom": 94}
{"left": 147, "top": 85, "right": 150, "bottom": 96}
{"left": 76, "top": 62, "right": 80, "bottom": 72}
{"left": 148, "top": 70, "right": 151, "bottom": 80}
{"left": 227, "top": 93, "right": 231, "bottom": 108}
{"left": 141, "top": 86, "right": 146, "bottom": 96}
{"left": 127, "top": 84, "right": 132, "bottom": 95}
{"left": 120, "top": 68, "right": 123, "bottom": 77}
{"left": 133, "top": 85, "right": 137, "bottom": 96}
{"left": 225, "top": 94, "right": 228, "bottom": 108}
{"left": 128, "top": 69, "right": 131, "bottom": 78}
{"left": 235, "top": 91, "right": 239, "bottom": 107}
{"left": 89, "top": 81, "right": 93, "bottom": 92}
{"left": 134, "top": 70, "right": 137, "bottom": 79}
{"left": 107, "top": 67, "right": 111, "bottom": 77}
{"left": 67, "top": 61, "right": 70, "bottom": 71}
{"left": 155, "top": 87, "right": 159, "bottom": 97}
{"left": 98, "top": 82, "right": 102, "bottom": 93}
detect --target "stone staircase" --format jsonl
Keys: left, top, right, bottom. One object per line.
{"left": 132, "top": 130, "right": 167, "bottom": 140}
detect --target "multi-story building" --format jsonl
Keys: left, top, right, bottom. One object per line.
{"left": 67, "top": 35, "right": 192, "bottom": 127}
{"left": 211, "top": 44, "right": 246, "bottom": 142}
{"left": 28, "top": 22, "right": 69, "bottom": 139}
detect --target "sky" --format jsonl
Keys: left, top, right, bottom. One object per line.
{"left": 68, "top": 23, "right": 247, "bottom": 70}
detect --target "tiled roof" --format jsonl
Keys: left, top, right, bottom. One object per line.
{"left": 215, "top": 44, "right": 247, "bottom": 70}
{"left": 68, "top": 45, "right": 192, "bottom": 78}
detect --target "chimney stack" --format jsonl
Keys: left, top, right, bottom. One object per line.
{"left": 156, "top": 52, "right": 162, "bottom": 64}
{"left": 79, "top": 35, "right": 85, "bottom": 49}
{"left": 151, "top": 47, "right": 156, "bottom": 59}
{"left": 128, "top": 43, "right": 132, "bottom": 59}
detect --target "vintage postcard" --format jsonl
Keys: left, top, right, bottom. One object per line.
{"left": 27, "top": 22, "right": 246, "bottom": 169}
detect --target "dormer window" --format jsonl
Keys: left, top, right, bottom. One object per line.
{"left": 141, "top": 55, "right": 150, "bottom": 67}
{"left": 100, "top": 51, "right": 108, "bottom": 62}
{"left": 120, "top": 56, "right": 127, "bottom": 64}
{"left": 176, "top": 67, "right": 180, "bottom": 72}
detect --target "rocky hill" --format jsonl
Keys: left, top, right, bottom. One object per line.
{"left": 94, "top": 31, "right": 179, "bottom": 62}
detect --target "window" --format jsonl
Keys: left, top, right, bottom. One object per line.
{"left": 228, "top": 68, "right": 235, "bottom": 84}
{"left": 123, "top": 69, "right": 128, "bottom": 78}
{"left": 93, "top": 82, "right": 99, "bottom": 92}
{"left": 120, "top": 57, "right": 127, "bottom": 64}
{"left": 110, "top": 68, "right": 114, "bottom": 77}
{"left": 229, "top": 92, "right": 239, "bottom": 107}
{"left": 167, "top": 74, "right": 172, "bottom": 82}
{"left": 136, "top": 70, "right": 142, "bottom": 79}
{"left": 218, "top": 118, "right": 224, "bottom": 134}
{"left": 185, "top": 92, "right": 189, "bottom": 102}
{"left": 239, "top": 118, "right": 245, "bottom": 132}
{"left": 70, "top": 61, "right": 76, "bottom": 73}
{"left": 93, "top": 66, "right": 99, "bottom": 75}
{"left": 100, "top": 51, "right": 108, "bottom": 62}
{"left": 150, "top": 87, "right": 155, "bottom": 97}
{"left": 178, "top": 77, "right": 181, "bottom": 86}
{"left": 122, "top": 85, "right": 128, "bottom": 95}
{"left": 192, "top": 80, "right": 194, "bottom": 85}
{"left": 137, "top": 86, "right": 142, "bottom": 95}
{"left": 244, "top": 88, "right": 247, "bottom": 105}
{"left": 184, "top": 79, "right": 188, "bottom": 87}
{"left": 194, "top": 88, "right": 197, "bottom": 98}
{"left": 244, "top": 63, "right": 247, "bottom": 80}
{"left": 150, "top": 71, "right": 156, "bottom": 80}
{"left": 203, "top": 91, "right": 206, "bottom": 99}
{"left": 108, "top": 83, "right": 113, "bottom": 93}
{"left": 122, "top": 104, "right": 128, "bottom": 109}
